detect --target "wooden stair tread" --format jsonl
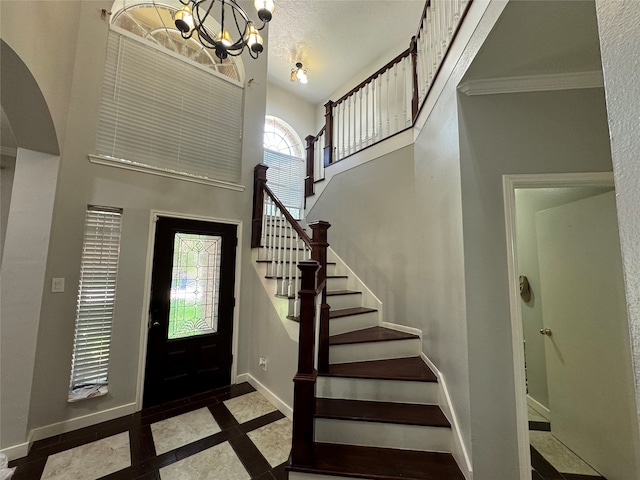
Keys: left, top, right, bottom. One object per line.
{"left": 289, "top": 443, "right": 465, "bottom": 480}
{"left": 324, "top": 357, "right": 437, "bottom": 382}
{"left": 265, "top": 275, "right": 346, "bottom": 280}
{"left": 256, "top": 260, "right": 337, "bottom": 265}
{"left": 327, "top": 289, "right": 361, "bottom": 296}
{"left": 315, "top": 398, "right": 450, "bottom": 428}
{"left": 329, "top": 326, "right": 419, "bottom": 346}
{"left": 330, "top": 307, "right": 377, "bottom": 318}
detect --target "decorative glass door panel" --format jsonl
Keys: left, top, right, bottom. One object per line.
{"left": 169, "top": 233, "right": 222, "bottom": 339}
{"left": 144, "top": 217, "right": 237, "bottom": 408}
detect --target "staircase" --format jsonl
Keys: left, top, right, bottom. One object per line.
{"left": 251, "top": 165, "right": 465, "bottom": 480}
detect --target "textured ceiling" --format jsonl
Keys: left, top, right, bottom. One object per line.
{"left": 266, "top": 1, "right": 425, "bottom": 105}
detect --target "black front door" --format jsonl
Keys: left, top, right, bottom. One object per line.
{"left": 143, "top": 217, "right": 237, "bottom": 408}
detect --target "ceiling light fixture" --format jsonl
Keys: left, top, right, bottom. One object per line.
{"left": 290, "top": 62, "right": 308, "bottom": 84}
{"left": 174, "top": 0, "right": 274, "bottom": 60}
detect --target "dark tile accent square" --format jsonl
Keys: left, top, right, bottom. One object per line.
{"left": 229, "top": 433, "right": 272, "bottom": 478}
{"left": 5, "top": 383, "right": 286, "bottom": 480}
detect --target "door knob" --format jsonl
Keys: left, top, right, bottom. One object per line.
{"left": 152, "top": 321, "right": 160, "bottom": 328}
{"left": 540, "top": 328, "right": 552, "bottom": 336}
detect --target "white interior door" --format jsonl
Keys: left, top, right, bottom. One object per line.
{"left": 536, "top": 191, "right": 640, "bottom": 480}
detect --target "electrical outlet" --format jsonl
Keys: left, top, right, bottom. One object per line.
{"left": 259, "top": 356, "right": 267, "bottom": 371}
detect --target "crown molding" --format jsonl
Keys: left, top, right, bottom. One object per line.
{"left": 458, "top": 70, "right": 604, "bottom": 96}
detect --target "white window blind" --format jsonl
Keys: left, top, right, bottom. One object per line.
{"left": 263, "top": 148, "right": 305, "bottom": 218}
{"left": 96, "top": 29, "right": 244, "bottom": 184}
{"left": 69, "top": 206, "right": 123, "bottom": 395}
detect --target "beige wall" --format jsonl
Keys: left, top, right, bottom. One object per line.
{"left": 596, "top": 0, "right": 640, "bottom": 434}
{"left": 458, "top": 87, "right": 613, "bottom": 478}
{"left": 0, "top": 0, "right": 279, "bottom": 453}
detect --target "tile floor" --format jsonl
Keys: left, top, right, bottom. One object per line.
{"left": 528, "top": 406, "right": 605, "bottom": 480}
{"left": 9, "top": 383, "right": 291, "bottom": 480}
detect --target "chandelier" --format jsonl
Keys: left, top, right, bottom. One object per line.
{"left": 174, "top": 0, "right": 275, "bottom": 60}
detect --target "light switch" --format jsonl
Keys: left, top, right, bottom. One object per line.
{"left": 51, "top": 278, "right": 65, "bottom": 293}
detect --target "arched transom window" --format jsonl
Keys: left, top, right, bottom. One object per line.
{"left": 112, "top": 3, "right": 241, "bottom": 82}
{"left": 263, "top": 116, "right": 305, "bottom": 218}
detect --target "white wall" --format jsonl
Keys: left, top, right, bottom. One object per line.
{"left": 0, "top": 0, "right": 287, "bottom": 454}
{"left": 515, "top": 187, "right": 612, "bottom": 411}
{"left": 458, "top": 88, "right": 613, "bottom": 478}
{"left": 595, "top": 0, "right": 640, "bottom": 436}
{"left": 266, "top": 82, "right": 316, "bottom": 146}
{"left": 0, "top": 149, "right": 60, "bottom": 455}
{"left": 0, "top": 154, "right": 16, "bottom": 263}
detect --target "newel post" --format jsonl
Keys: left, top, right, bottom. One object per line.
{"left": 291, "top": 259, "right": 320, "bottom": 467}
{"left": 410, "top": 35, "right": 419, "bottom": 122}
{"left": 323, "top": 101, "right": 334, "bottom": 167}
{"left": 309, "top": 221, "right": 331, "bottom": 373}
{"left": 251, "top": 164, "right": 268, "bottom": 248}
{"left": 305, "top": 135, "right": 315, "bottom": 198}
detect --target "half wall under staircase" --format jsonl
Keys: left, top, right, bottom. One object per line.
{"left": 251, "top": 164, "right": 467, "bottom": 479}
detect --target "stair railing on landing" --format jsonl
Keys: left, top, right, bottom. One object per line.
{"left": 252, "top": 163, "right": 331, "bottom": 466}
{"left": 304, "top": 0, "right": 473, "bottom": 193}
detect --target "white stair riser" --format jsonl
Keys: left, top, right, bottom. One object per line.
{"left": 257, "top": 248, "right": 310, "bottom": 262}
{"left": 317, "top": 376, "right": 439, "bottom": 404}
{"left": 314, "top": 418, "right": 452, "bottom": 453}
{"left": 329, "top": 338, "right": 421, "bottom": 364}
{"left": 264, "top": 262, "right": 337, "bottom": 277}
{"left": 270, "top": 276, "right": 348, "bottom": 295}
{"left": 327, "top": 276, "right": 348, "bottom": 291}
{"left": 330, "top": 311, "right": 378, "bottom": 335}
{"left": 263, "top": 235, "right": 306, "bottom": 248}
{"left": 326, "top": 293, "right": 362, "bottom": 310}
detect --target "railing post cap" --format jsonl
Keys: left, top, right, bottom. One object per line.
{"left": 297, "top": 259, "right": 320, "bottom": 271}
{"left": 308, "top": 220, "right": 331, "bottom": 230}
{"left": 255, "top": 163, "right": 268, "bottom": 172}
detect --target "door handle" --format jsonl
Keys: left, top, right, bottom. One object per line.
{"left": 152, "top": 321, "right": 160, "bottom": 328}
{"left": 540, "top": 328, "right": 552, "bottom": 336}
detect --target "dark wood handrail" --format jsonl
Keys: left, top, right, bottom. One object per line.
{"left": 303, "top": 0, "right": 474, "bottom": 199}
{"left": 333, "top": 47, "right": 411, "bottom": 106}
{"left": 263, "top": 184, "right": 313, "bottom": 246}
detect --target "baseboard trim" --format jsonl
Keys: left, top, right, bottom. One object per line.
{"left": 236, "top": 374, "right": 293, "bottom": 420}
{"left": 421, "top": 353, "right": 473, "bottom": 480}
{"left": 29, "top": 402, "right": 138, "bottom": 443}
{"left": 1, "top": 441, "right": 30, "bottom": 461}
{"left": 381, "top": 321, "right": 422, "bottom": 338}
{"left": 527, "top": 395, "right": 550, "bottom": 421}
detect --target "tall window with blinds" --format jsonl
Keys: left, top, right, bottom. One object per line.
{"left": 69, "top": 206, "right": 123, "bottom": 401}
{"left": 95, "top": 28, "right": 244, "bottom": 185}
{"left": 263, "top": 149, "right": 305, "bottom": 219}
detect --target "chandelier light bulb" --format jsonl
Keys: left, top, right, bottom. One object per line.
{"left": 246, "top": 24, "right": 264, "bottom": 53}
{"left": 174, "top": 5, "right": 194, "bottom": 33}
{"left": 292, "top": 62, "right": 308, "bottom": 84}
{"left": 255, "top": 0, "right": 275, "bottom": 22}
{"left": 216, "top": 29, "right": 232, "bottom": 47}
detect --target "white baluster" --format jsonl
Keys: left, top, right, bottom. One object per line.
{"left": 287, "top": 227, "right": 294, "bottom": 297}
{"left": 267, "top": 198, "right": 275, "bottom": 276}
{"left": 372, "top": 79, "right": 377, "bottom": 138}
{"left": 386, "top": 69, "right": 391, "bottom": 138}
{"left": 394, "top": 62, "right": 399, "bottom": 133}
{"left": 260, "top": 194, "right": 267, "bottom": 247}
{"left": 402, "top": 56, "right": 408, "bottom": 126}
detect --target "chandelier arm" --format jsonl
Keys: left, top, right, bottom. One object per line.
{"left": 194, "top": 0, "right": 217, "bottom": 46}
{"left": 177, "top": 0, "right": 190, "bottom": 5}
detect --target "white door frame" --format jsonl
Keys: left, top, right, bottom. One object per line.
{"left": 135, "top": 210, "right": 243, "bottom": 411}
{"left": 502, "top": 172, "right": 614, "bottom": 480}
